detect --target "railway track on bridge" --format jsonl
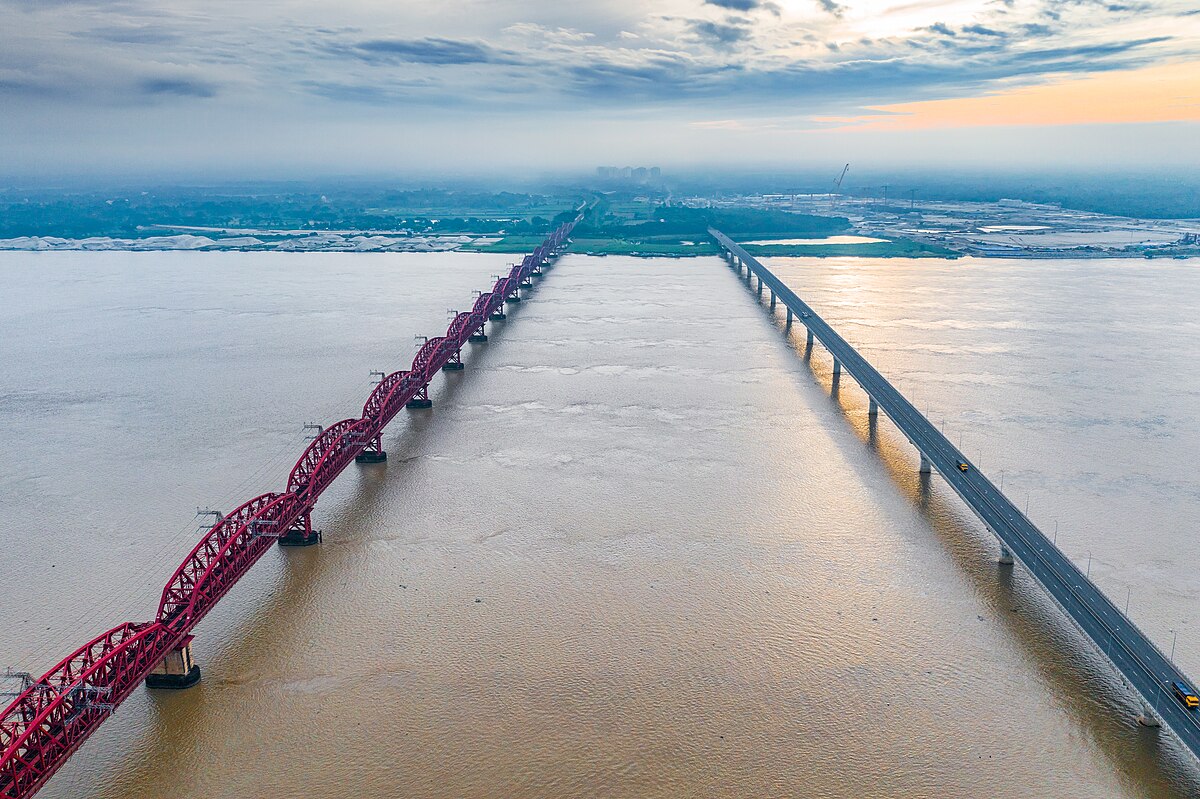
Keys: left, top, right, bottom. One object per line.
{"left": 0, "top": 216, "right": 581, "bottom": 799}
{"left": 711, "top": 227, "right": 1200, "bottom": 768}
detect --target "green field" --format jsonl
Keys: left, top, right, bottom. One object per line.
{"left": 466, "top": 235, "right": 720, "bottom": 257}
{"left": 743, "top": 239, "right": 960, "bottom": 258}
{"left": 469, "top": 234, "right": 958, "bottom": 259}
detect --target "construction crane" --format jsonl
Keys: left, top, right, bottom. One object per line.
{"left": 834, "top": 163, "right": 850, "bottom": 192}
{"left": 832, "top": 163, "right": 850, "bottom": 208}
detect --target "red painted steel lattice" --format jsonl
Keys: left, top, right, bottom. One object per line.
{"left": 0, "top": 220, "right": 579, "bottom": 799}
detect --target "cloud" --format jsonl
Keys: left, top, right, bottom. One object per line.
{"left": 690, "top": 18, "right": 752, "bottom": 45}
{"left": 139, "top": 76, "right": 217, "bottom": 97}
{"left": 816, "top": 0, "right": 846, "bottom": 17}
{"left": 348, "top": 37, "right": 517, "bottom": 65}
{"left": 82, "top": 24, "right": 179, "bottom": 45}
{"left": 1, "top": 0, "right": 1197, "bottom": 175}
{"left": 962, "top": 24, "right": 1005, "bottom": 37}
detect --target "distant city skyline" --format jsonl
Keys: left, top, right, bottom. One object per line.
{"left": 2, "top": 0, "right": 1199, "bottom": 178}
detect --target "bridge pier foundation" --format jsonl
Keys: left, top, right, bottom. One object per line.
{"left": 406, "top": 385, "right": 432, "bottom": 409}
{"left": 355, "top": 435, "right": 387, "bottom": 464}
{"left": 279, "top": 513, "right": 321, "bottom": 547}
{"left": 490, "top": 311, "right": 507, "bottom": 321}
{"left": 999, "top": 545, "right": 1015, "bottom": 565}
{"left": 919, "top": 453, "right": 932, "bottom": 474}
{"left": 756, "top": 276, "right": 763, "bottom": 297}
{"left": 1138, "top": 701, "right": 1162, "bottom": 727}
{"left": 442, "top": 351, "right": 464, "bottom": 371}
{"left": 868, "top": 397, "right": 878, "bottom": 417}
{"left": 146, "top": 636, "right": 201, "bottom": 690}
{"left": 806, "top": 329, "right": 814, "bottom": 348}
{"left": 833, "top": 359, "right": 842, "bottom": 378}
{"left": 786, "top": 308, "right": 793, "bottom": 328}
{"left": 508, "top": 290, "right": 522, "bottom": 303}
{"left": 469, "top": 325, "right": 488, "bottom": 343}
{"left": 770, "top": 291, "right": 776, "bottom": 311}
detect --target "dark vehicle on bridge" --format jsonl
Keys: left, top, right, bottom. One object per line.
{"left": 1173, "top": 680, "right": 1199, "bottom": 709}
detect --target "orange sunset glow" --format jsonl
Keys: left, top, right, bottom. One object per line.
{"left": 828, "top": 60, "right": 1200, "bottom": 131}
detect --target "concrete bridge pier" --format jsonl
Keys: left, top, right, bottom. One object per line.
{"left": 770, "top": 291, "right": 776, "bottom": 311}
{"left": 406, "top": 384, "right": 433, "bottom": 409}
{"left": 490, "top": 310, "right": 506, "bottom": 321}
{"left": 355, "top": 435, "right": 387, "bottom": 464}
{"left": 279, "top": 512, "right": 321, "bottom": 547}
{"left": 919, "top": 453, "right": 932, "bottom": 474}
{"left": 786, "top": 308, "right": 793, "bottom": 328}
{"left": 832, "top": 359, "right": 842, "bottom": 378}
{"left": 1138, "top": 700, "right": 1163, "bottom": 727}
{"left": 868, "top": 397, "right": 879, "bottom": 417}
{"left": 999, "top": 545, "right": 1015, "bottom": 565}
{"left": 806, "top": 328, "right": 814, "bottom": 348}
{"left": 469, "top": 325, "right": 488, "bottom": 343}
{"left": 442, "top": 350, "right": 464, "bottom": 371}
{"left": 146, "top": 636, "right": 201, "bottom": 689}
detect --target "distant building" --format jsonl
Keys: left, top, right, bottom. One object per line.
{"left": 594, "top": 165, "right": 664, "bottom": 183}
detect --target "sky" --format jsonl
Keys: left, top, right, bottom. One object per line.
{"left": 2, "top": 0, "right": 1199, "bottom": 178}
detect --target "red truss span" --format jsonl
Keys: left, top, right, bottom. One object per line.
{"left": 0, "top": 218, "right": 580, "bottom": 799}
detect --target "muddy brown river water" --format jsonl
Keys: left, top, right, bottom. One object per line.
{"left": 2, "top": 251, "right": 1198, "bottom": 798}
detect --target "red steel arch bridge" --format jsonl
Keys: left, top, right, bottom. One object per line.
{"left": 0, "top": 217, "right": 581, "bottom": 799}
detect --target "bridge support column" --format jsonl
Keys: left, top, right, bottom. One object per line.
{"left": 756, "top": 276, "right": 763, "bottom": 297}
{"left": 806, "top": 329, "right": 814, "bottom": 348}
{"left": 469, "top": 325, "right": 488, "bottom": 343}
{"left": 355, "top": 435, "right": 387, "bottom": 464}
{"left": 770, "top": 291, "right": 776, "bottom": 311}
{"left": 833, "top": 359, "right": 841, "bottom": 378}
{"left": 508, "top": 289, "right": 522, "bottom": 303}
{"left": 146, "top": 636, "right": 201, "bottom": 689}
{"left": 786, "top": 308, "right": 793, "bottom": 328}
{"left": 490, "top": 310, "right": 506, "bottom": 321}
{"left": 919, "top": 453, "right": 932, "bottom": 474}
{"left": 442, "top": 350, "right": 464, "bottom": 371}
{"left": 279, "top": 512, "right": 321, "bottom": 547}
{"left": 406, "top": 384, "right": 432, "bottom": 409}
{"left": 998, "top": 545, "right": 1014, "bottom": 565}
{"left": 1138, "top": 700, "right": 1162, "bottom": 727}
{"left": 868, "top": 397, "right": 878, "bottom": 417}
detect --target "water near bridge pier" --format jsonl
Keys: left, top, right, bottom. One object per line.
{"left": 1, "top": 251, "right": 1198, "bottom": 798}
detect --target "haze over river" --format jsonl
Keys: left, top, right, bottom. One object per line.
{"left": 2, "top": 251, "right": 1198, "bottom": 798}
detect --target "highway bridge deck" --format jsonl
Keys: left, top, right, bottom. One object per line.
{"left": 710, "top": 227, "right": 1200, "bottom": 765}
